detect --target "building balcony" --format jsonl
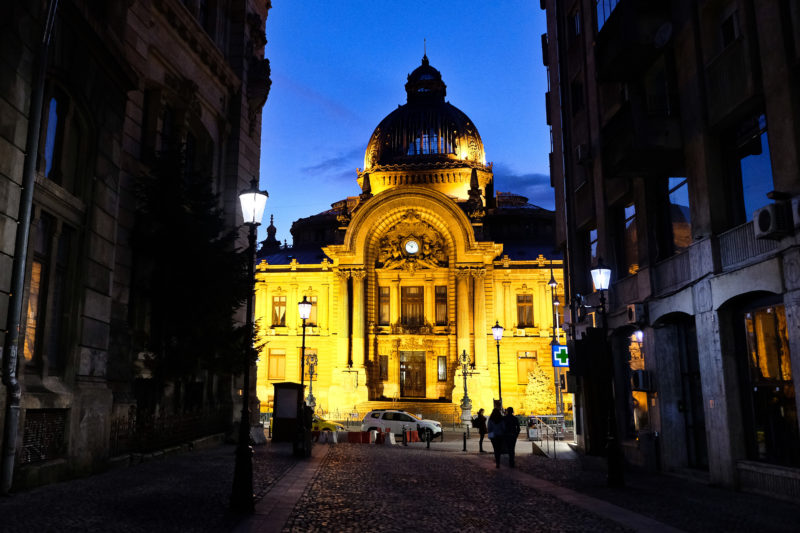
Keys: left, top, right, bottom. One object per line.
{"left": 717, "top": 220, "right": 778, "bottom": 271}
{"left": 601, "top": 99, "right": 683, "bottom": 177}
{"left": 705, "top": 37, "right": 759, "bottom": 127}
{"left": 652, "top": 250, "right": 691, "bottom": 296}
{"left": 595, "top": 0, "right": 672, "bottom": 82}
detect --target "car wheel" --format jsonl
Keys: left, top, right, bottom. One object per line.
{"left": 323, "top": 428, "right": 331, "bottom": 432}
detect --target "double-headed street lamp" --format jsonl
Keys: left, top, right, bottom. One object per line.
{"left": 231, "top": 178, "right": 268, "bottom": 513}
{"left": 491, "top": 321, "right": 504, "bottom": 408}
{"left": 458, "top": 350, "right": 474, "bottom": 427}
{"left": 590, "top": 259, "right": 624, "bottom": 488}
{"left": 295, "top": 295, "right": 312, "bottom": 457}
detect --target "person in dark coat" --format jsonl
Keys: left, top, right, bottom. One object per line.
{"left": 503, "top": 406, "right": 521, "bottom": 467}
{"left": 475, "top": 408, "right": 488, "bottom": 453}
{"left": 487, "top": 408, "right": 505, "bottom": 468}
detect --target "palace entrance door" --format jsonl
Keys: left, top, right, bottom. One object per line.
{"left": 399, "top": 351, "right": 426, "bottom": 397}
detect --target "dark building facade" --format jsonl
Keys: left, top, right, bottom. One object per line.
{"left": 544, "top": 0, "right": 800, "bottom": 500}
{"left": 0, "top": 0, "right": 270, "bottom": 490}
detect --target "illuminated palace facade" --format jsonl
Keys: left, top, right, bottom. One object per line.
{"left": 255, "top": 57, "right": 565, "bottom": 417}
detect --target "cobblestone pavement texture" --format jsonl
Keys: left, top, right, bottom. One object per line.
{"left": 0, "top": 443, "right": 294, "bottom": 532}
{"left": 1, "top": 430, "right": 799, "bottom": 532}
{"left": 281, "top": 444, "right": 630, "bottom": 533}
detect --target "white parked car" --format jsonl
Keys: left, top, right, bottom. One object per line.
{"left": 361, "top": 409, "right": 442, "bottom": 440}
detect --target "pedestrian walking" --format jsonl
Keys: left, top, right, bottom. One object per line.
{"left": 503, "top": 406, "right": 521, "bottom": 467}
{"left": 475, "top": 408, "right": 488, "bottom": 453}
{"left": 487, "top": 407, "right": 505, "bottom": 468}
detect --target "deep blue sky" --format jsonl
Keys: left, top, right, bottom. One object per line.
{"left": 259, "top": 2, "right": 551, "bottom": 244}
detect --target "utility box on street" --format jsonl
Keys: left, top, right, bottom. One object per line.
{"left": 271, "top": 382, "right": 305, "bottom": 442}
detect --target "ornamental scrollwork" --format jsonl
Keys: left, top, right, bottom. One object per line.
{"left": 376, "top": 210, "right": 447, "bottom": 272}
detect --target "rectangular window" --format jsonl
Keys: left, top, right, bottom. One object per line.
{"left": 517, "top": 353, "right": 538, "bottom": 384}
{"left": 23, "top": 213, "right": 74, "bottom": 375}
{"left": 380, "top": 355, "right": 389, "bottom": 381}
{"left": 736, "top": 114, "right": 774, "bottom": 225}
{"left": 307, "top": 295, "right": 318, "bottom": 326}
{"left": 596, "top": 0, "right": 620, "bottom": 31}
{"left": 401, "top": 286, "right": 424, "bottom": 327}
{"left": 622, "top": 203, "right": 639, "bottom": 276}
{"left": 378, "top": 287, "right": 390, "bottom": 326}
{"left": 272, "top": 295, "right": 286, "bottom": 326}
{"left": 23, "top": 260, "right": 44, "bottom": 364}
{"left": 668, "top": 177, "right": 691, "bottom": 252}
{"left": 435, "top": 286, "right": 447, "bottom": 325}
{"left": 302, "top": 348, "right": 318, "bottom": 381}
{"left": 268, "top": 349, "right": 285, "bottom": 380}
{"left": 589, "top": 227, "right": 598, "bottom": 267}
{"left": 516, "top": 294, "right": 534, "bottom": 328}
{"left": 438, "top": 356, "right": 447, "bottom": 382}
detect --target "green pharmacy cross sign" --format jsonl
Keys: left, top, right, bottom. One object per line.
{"left": 552, "top": 344, "right": 569, "bottom": 368}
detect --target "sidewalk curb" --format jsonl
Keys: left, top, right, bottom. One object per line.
{"left": 236, "top": 443, "right": 330, "bottom": 533}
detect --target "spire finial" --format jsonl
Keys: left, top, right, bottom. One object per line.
{"left": 422, "top": 38, "right": 428, "bottom": 64}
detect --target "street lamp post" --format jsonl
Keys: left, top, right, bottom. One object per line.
{"left": 491, "top": 321, "right": 504, "bottom": 408}
{"left": 306, "top": 352, "right": 318, "bottom": 408}
{"left": 231, "top": 178, "right": 268, "bottom": 513}
{"left": 590, "top": 259, "right": 624, "bottom": 488}
{"left": 458, "top": 350, "right": 473, "bottom": 428}
{"left": 295, "top": 296, "right": 312, "bottom": 457}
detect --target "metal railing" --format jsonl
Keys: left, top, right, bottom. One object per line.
{"left": 527, "top": 414, "right": 573, "bottom": 458}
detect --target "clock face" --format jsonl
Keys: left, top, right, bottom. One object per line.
{"left": 404, "top": 239, "right": 419, "bottom": 254}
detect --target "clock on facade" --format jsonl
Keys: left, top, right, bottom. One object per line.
{"left": 404, "top": 239, "right": 420, "bottom": 254}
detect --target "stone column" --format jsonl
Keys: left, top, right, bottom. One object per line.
{"left": 352, "top": 269, "right": 366, "bottom": 367}
{"left": 390, "top": 277, "right": 400, "bottom": 326}
{"left": 288, "top": 283, "right": 298, "bottom": 334}
{"left": 424, "top": 277, "right": 435, "bottom": 327}
{"left": 692, "top": 280, "right": 741, "bottom": 487}
{"left": 503, "top": 281, "right": 512, "bottom": 328}
{"left": 336, "top": 270, "right": 350, "bottom": 368}
{"left": 473, "top": 269, "right": 487, "bottom": 368}
{"left": 782, "top": 250, "right": 800, "bottom": 425}
{"left": 320, "top": 282, "right": 329, "bottom": 334}
{"left": 456, "top": 268, "right": 471, "bottom": 362}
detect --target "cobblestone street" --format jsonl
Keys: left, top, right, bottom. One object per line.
{"left": 1, "top": 432, "right": 799, "bottom": 532}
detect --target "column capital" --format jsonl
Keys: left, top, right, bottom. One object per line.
{"left": 351, "top": 268, "right": 366, "bottom": 281}
{"left": 471, "top": 268, "right": 486, "bottom": 279}
{"left": 334, "top": 269, "right": 351, "bottom": 281}
{"left": 455, "top": 267, "right": 473, "bottom": 279}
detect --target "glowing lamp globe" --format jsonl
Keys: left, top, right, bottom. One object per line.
{"left": 239, "top": 179, "right": 268, "bottom": 226}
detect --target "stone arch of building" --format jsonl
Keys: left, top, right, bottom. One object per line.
{"left": 340, "top": 186, "right": 479, "bottom": 264}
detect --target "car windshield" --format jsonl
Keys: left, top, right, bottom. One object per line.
{"left": 408, "top": 413, "right": 421, "bottom": 421}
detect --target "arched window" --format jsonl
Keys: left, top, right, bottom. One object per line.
{"left": 38, "top": 84, "right": 89, "bottom": 196}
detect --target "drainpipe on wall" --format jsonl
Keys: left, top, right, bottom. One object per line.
{"left": 1, "top": 0, "right": 59, "bottom": 495}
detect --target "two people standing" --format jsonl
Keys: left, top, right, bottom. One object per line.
{"left": 486, "top": 406, "right": 522, "bottom": 468}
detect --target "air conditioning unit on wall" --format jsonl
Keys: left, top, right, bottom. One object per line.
{"left": 631, "top": 369, "right": 652, "bottom": 392}
{"left": 753, "top": 203, "right": 789, "bottom": 239}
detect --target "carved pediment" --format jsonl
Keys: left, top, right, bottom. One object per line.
{"left": 375, "top": 210, "right": 448, "bottom": 271}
